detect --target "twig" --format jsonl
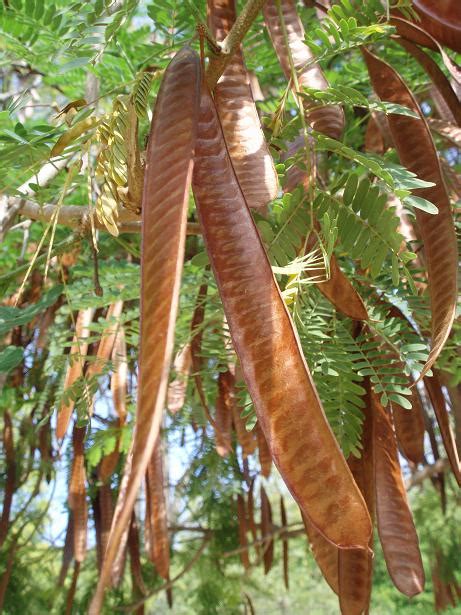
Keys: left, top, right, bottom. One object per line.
{"left": 405, "top": 458, "right": 450, "bottom": 490}
{"left": 222, "top": 522, "right": 304, "bottom": 559}
{"left": 206, "top": 0, "right": 269, "bottom": 89}
{"left": 6, "top": 198, "right": 202, "bottom": 235}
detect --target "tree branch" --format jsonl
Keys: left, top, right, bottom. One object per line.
{"left": 205, "top": 0, "right": 269, "bottom": 89}
{"left": 405, "top": 458, "right": 450, "bottom": 490}
{"left": 5, "top": 198, "right": 202, "bottom": 235}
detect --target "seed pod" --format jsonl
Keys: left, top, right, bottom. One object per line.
{"left": 260, "top": 485, "right": 274, "bottom": 574}
{"left": 90, "top": 48, "right": 201, "bottom": 612}
{"left": 192, "top": 80, "right": 371, "bottom": 550}
{"left": 363, "top": 48, "right": 458, "bottom": 379}
{"left": 263, "top": 0, "right": 344, "bottom": 140}
{"left": 208, "top": 0, "right": 278, "bottom": 210}
{"left": 371, "top": 390, "right": 425, "bottom": 597}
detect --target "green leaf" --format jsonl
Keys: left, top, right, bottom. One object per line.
{"left": 0, "top": 346, "right": 24, "bottom": 373}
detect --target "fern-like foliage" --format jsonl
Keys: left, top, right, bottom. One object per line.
{"left": 314, "top": 174, "right": 414, "bottom": 282}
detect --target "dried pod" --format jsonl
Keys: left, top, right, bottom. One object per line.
{"left": 90, "top": 48, "right": 200, "bottom": 612}
{"left": 215, "top": 370, "right": 234, "bottom": 457}
{"left": 392, "top": 387, "right": 426, "bottom": 465}
{"left": 371, "top": 390, "right": 425, "bottom": 597}
{"left": 68, "top": 426, "right": 88, "bottom": 563}
{"left": 145, "top": 438, "right": 170, "bottom": 580}
{"left": 237, "top": 494, "right": 250, "bottom": 569}
{"left": 260, "top": 485, "right": 274, "bottom": 574}
{"left": 263, "top": 0, "right": 344, "bottom": 139}
{"left": 56, "top": 308, "right": 94, "bottom": 439}
{"left": 208, "top": 0, "right": 278, "bottom": 209}
{"left": 363, "top": 48, "right": 457, "bottom": 378}
{"left": 192, "top": 80, "right": 371, "bottom": 550}
{"left": 167, "top": 344, "right": 192, "bottom": 414}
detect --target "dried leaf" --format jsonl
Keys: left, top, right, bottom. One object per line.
{"left": 208, "top": 0, "right": 278, "bottom": 209}
{"left": 51, "top": 116, "right": 98, "bottom": 157}
{"left": 192, "top": 80, "right": 371, "bottom": 550}
{"left": 263, "top": 0, "right": 344, "bottom": 139}
{"left": 363, "top": 48, "right": 458, "bottom": 378}
{"left": 90, "top": 48, "right": 200, "bottom": 613}
{"left": 371, "top": 390, "right": 425, "bottom": 597}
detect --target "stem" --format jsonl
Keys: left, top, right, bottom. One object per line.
{"left": 206, "top": 0, "right": 269, "bottom": 89}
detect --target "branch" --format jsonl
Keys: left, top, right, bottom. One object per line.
{"left": 6, "top": 198, "right": 202, "bottom": 235}
{"left": 405, "top": 458, "right": 450, "bottom": 490}
{"left": 0, "top": 156, "right": 71, "bottom": 240}
{"left": 205, "top": 0, "right": 269, "bottom": 89}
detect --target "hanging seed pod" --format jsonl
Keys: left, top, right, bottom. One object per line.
{"left": 207, "top": 0, "right": 278, "bottom": 210}
{"left": 192, "top": 79, "right": 371, "bottom": 551}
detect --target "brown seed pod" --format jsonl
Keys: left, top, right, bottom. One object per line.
{"left": 363, "top": 48, "right": 458, "bottom": 379}
{"left": 260, "top": 485, "right": 274, "bottom": 574}
{"left": 391, "top": 387, "right": 426, "bottom": 465}
{"left": 56, "top": 308, "right": 94, "bottom": 439}
{"left": 207, "top": 0, "right": 278, "bottom": 210}
{"left": 263, "top": 0, "right": 344, "bottom": 140}
{"left": 192, "top": 80, "right": 371, "bottom": 551}
{"left": 412, "top": 0, "right": 461, "bottom": 54}
{"left": 215, "top": 370, "right": 234, "bottom": 457}
{"left": 371, "top": 390, "right": 425, "bottom": 597}
{"left": 237, "top": 494, "right": 250, "bottom": 569}
{"left": 145, "top": 438, "right": 170, "bottom": 580}
{"left": 90, "top": 48, "right": 201, "bottom": 613}
{"left": 424, "top": 371, "right": 461, "bottom": 486}
{"left": 68, "top": 426, "right": 88, "bottom": 563}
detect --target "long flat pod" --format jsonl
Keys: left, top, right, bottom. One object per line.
{"left": 395, "top": 37, "right": 461, "bottom": 127}
{"left": 207, "top": 0, "right": 278, "bottom": 210}
{"left": 304, "top": 386, "right": 375, "bottom": 612}
{"left": 68, "top": 426, "right": 88, "bottom": 563}
{"left": 280, "top": 496, "right": 289, "bottom": 589}
{"left": 363, "top": 48, "right": 457, "bottom": 378}
{"left": 215, "top": 370, "right": 234, "bottom": 457}
{"left": 90, "top": 47, "right": 200, "bottom": 613}
{"left": 391, "top": 387, "right": 425, "bottom": 465}
{"left": 412, "top": 0, "right": 461, "bottom": 53}
{"left": 391, "top": 16, "right": 461, "bottom": 83}
{"left": 263, "top": 0, "right": 344, "bottom": 140}
{"left": 424, "top": 372, "right": 461, "bottom": 486}
{"left": 145, "top": 438, "right": 170, "bottom": 579}
{"left": 371, "top": 390, "right": 425, "bottom": 597}
{"left": 56, "top": 307, "right": 94, "bottom": 439}
{"left": 260, "top": 485, "right": 274, "bottom": 574}
{"left": 192, "top": 83, "right": 371, "bottom": 550}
